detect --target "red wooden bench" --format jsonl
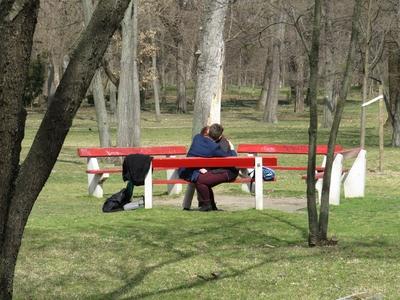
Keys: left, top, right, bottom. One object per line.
{"left": 237, "top": 144, "right": 366, "bottom": 205}
{"left": 78, "top": 146, "right": 187, "bottom": 198}
{"left": 143, "top": 156, "right": 278, "bottom": 210}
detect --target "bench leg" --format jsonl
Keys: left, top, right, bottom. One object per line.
{"left": 344, "top": 149, "right": 366, "bottom": 198}
{"left": 329, "top": 154, "right": 343, "bottom": 205}
{"left": 167, "top": 169, "right": 182, "bottom": 195}
{"left": 182, "top": 183, "right": 195, "bottom": 209}
{"left": 144, "top": 163, "right": 153, "bottom": 209}
{"left": 315, "top": 154, "right": 342, "bottom": 205}
{"left": 87, "top": 157, "right": 109, "bottom": 198}
{"left": 254, "top": 156, "right": 263, "bottom": 210}
{"left": 241, "top": 154, "right": 255, "bottom": 193}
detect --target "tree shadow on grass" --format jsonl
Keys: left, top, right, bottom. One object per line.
{"left": 263, "top": 213, "right": 308, "bottom": 241}
{"left": 91, "top": 217, "right": 309, "bottom": 299}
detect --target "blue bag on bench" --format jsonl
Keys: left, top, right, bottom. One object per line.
{"left": 249, "top": 167, "right": 276, "bottom": 182}
{"left": 261, "top": 167, "right": 275, "bottom": 181}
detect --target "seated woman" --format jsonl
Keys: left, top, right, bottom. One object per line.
{"left": 178, "top": 123, "right": 238, "bottom": 211}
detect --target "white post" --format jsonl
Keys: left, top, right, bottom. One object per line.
{"left": 344, "top": 149, "right": 366, "bottom": 198}
{"left": 316, "top": 156, "right": 326, "bottom": 203}
{"left": 87, "top": 157, "right": 109, "bottom": 198}
{"left": 144, "top": 162, "right": 153, "bottom": 209}
{"left": 166, "top": 155, "right": 182, "bottom": 195}
{"left": 241, "top": 153, "right": 255, "bottom": 193}
{"left": 254, "top": 156, "right": 263, "bottom": 210}
{"left": 329, "top": 154, "right": 343, "bottom": 205}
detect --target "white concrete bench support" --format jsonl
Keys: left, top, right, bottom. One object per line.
{"left": 343, "top": 149, "right": 366, "bottom": 198}
{"left": 241, "top": 153, "right": 255, "bottom": 193}
{"left": 166, "top": 155, "right": 182, "bottom": 195}
{"left": 87, "top": 157, "right": 109, "bottom": 198}
{"left": 316, "top": 154, "right": 343, "bottom": 205}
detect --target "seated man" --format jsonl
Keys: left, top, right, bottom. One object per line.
{"left": 178, "top": 123, "right": 238, "bottom": 211}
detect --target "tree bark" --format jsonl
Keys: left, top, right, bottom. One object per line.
{"left": 176, "top": 36, "right": 187, "bottom": 113}
{"left": 82, "top": 0, "right": 111, "bottom": 147}
{"left": 0, "top": 1, "right": 40, "bottom": 297}
{"left": 0, "top": 1, "right": 131, "bottom": 298}
{"left": 131, "top": 0, "right": 141, "bottom": 146}
{"left": 319, "top": 0, "right": 362, "bottom": 240}
{"left": 360, "top": 0, "right": 372, "bottom": 148}
{"left": 295, "top": 57, "right": 305, "bottom": 113}
{"left": 263, "top": 11, "right": 285, "bottom": 123}
{"left": 388, "top": 41, "right": 400, "bottom": 146}
{"left": 322, "top": 0, "right": 335, "bottom": 128}
{"left": 117, "top": 0, "right": 141, "bottom": 147}
{"left": 192, "top": 0, "right": 229, "bottom": 135}
{"left": 258, "top": 46, "right": 272, "bottom": 110}
{"left": 305, "top": 0, "right": 322, "bottom": 247}
{"left": 152, "top": 29, "right": 161, "bottom": 122}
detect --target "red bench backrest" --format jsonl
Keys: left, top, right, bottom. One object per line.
{"left": 151, "top": 156, "right": 277, "bottom": 169}
{"left": 237, "top": 144, "right": 344, "bottom": 155}
{"left": 78, "top": 146, "right": 187, "bottom": 157}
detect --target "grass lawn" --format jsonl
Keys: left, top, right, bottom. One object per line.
{"left": 14, "top": 91, "right": 400, "bottom": 299}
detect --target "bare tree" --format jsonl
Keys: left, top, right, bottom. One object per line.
{"left": 82, "top": 0, "right": 111, "bottom": 147}
{"left": 304, "top": 0, "right": 322, "bottom": 246}
{"left": 192, "top": 0, "right": 230, "bottom": 134}
{"left": 117, "top": 0, "right": 141, "bottom": 147}
{"left": 319, "top": 0, "right": 362, "bottom": 241}
{"left": 263, "top": 7, "right": 285, "bottom": 123}
{"left": 0, "top": 1, "right": 131, "bottom": 298}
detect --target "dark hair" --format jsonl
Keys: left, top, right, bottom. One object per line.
{"left": 208, "top": 123, "right": 224, "bottom": 141}
{"left": 200, "top": 126, "right": 209, "bottom": 136}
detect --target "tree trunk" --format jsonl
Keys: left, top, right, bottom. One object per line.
{"left": 322, "top": 0, "right": 335, "bottom": 128}
{"left": 0, "top": 1, "right": 40, "bottom": 297}
{"left": 319, "top": 0, "right": 362, "bottom": 240}
{"left": 47, "top": 55, "right": 60, "bottom": 107}
{"left": 263, "top": 12, "right": 285, "bottom": 123}
{"left": 258, "top": 46, "right": 272, "bottom": 110}
{"left": 0, "top": 1, "right": 131, "bottom": 298}
{"left": 131, "top": 0, "right": 141, "bottom": 146}
{"left": 305, "top": 0, "right": 322, "bottom": 247}
{"left": 295, "top": 57, "right": 305, "bottom": 113}
{"left": 108, "top": 81, "right": 117, "bottom": 125}
{"left": 152, "top": 30, "right": 161, "bottom": 122}
{"left": 176, "top": 37, "right": 187, "bottom": 113}
{"left": 117, "top": 0, "right": 141, "bottom": 147}
{"left": 82, "top": 0, "right": 111, "bottom": 147}
{"left": 388, "top": 41, "right": 400, "bottom": 146}
{"left": 360, "top": 0, "right": 372, "bottom": 148}
{"left": 192, "top": 0, "right": 229, "bottom": 135}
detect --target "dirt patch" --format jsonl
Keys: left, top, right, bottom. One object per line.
{"left": 153, "top": 194, "right": 307, "bottom": 213}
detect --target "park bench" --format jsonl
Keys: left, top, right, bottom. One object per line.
{"left": 237, "top": 144, "right": 366, "bottom": 205}
{"left": 143, "top": 156, "right": 277, "bottom": 210}
{"left": 77, "top": 146, "right": 187, "bottom": 198}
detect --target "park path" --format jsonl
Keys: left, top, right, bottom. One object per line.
{"left": 153, "top": 194, "right": 307, "bottom": 212}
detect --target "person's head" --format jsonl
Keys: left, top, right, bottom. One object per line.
{"left": 200, "top": 126, "right": 209, "bottom": 136}
{"left": 208, "top": 123, "right": 224, "bottom": 141}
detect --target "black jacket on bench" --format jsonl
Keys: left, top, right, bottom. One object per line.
{"left": 122, "top": 154, "right": 153, "bottom": 186}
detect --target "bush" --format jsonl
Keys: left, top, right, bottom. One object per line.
{"left": 23, "top": 55, "right": 45, "bottom": 107}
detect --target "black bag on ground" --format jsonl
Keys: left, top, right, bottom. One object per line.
{"left": 102, "top": 188, "right": 131, "bottom": 213}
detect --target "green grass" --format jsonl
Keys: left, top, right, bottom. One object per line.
{"left": 14, "top": 89, "right": 400, "bottom": 299}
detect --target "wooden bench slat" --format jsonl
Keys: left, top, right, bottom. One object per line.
{"left": 86, "top": 157, "right": 277, "bottom": 174}
{"left": 151, "top": 156, "right": 277, "bottom": 169}
{"left": 78, "top": 146, "right": 187, "bottom": 157}
{"left": 237, "top": 144, "right": 344, "bottom": 155}
{"left": 153, "top": 178, "right": 256, "bottom": 184}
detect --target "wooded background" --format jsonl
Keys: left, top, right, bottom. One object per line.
{"left": 28, "top": 0, "right": 400, "bottom": 147}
